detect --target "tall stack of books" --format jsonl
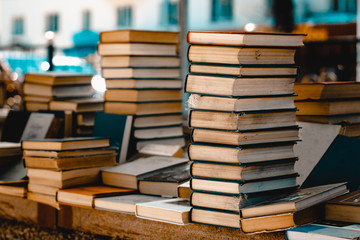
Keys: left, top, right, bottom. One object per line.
{"left": 97, "top": 30, "right": 185, "bottom": 156}
{"left": 294, "top": 81, "right": 360, "bottom": 137}
{"left": 23, "top": 72, "right": 104, "bottom": 137}
{"left": 184, "top": 31, "right": 305, "bottom": 230}
{"left": 21, "top": 137, "right": 117, "bottom": 209}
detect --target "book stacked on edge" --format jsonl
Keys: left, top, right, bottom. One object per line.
{"left": 23, "top": 72, "right": 104, "bottom": 137}
{"left": 184, "top": 31, "right": 306, "bottom": 230}
{"left": 294, "top": 81, "right": 360, "bottom": 137}
{"left": 97, "top": 30, "right": 185, "bottom": 157}
{"left": 21, "top": 137, "right": 117, "bottom": 209}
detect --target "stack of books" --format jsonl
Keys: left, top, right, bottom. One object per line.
{"left": 23, "top": 72, "right": 104, "bottom": 137}
{"left": 295, "top": 81, "right": 360, "bottom": 137}
{"left": 97, "top": 30, "right": 185, "bottom": 155}
{"left": 184, "top": 31, "right": 306, "bottom": 230}
{"left": 21, "top": 137, "right": 117, "bottom": 209}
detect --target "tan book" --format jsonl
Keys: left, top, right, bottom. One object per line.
{"left": 105, "top": 79, "right": 182, "bottom": 89}
{"left": 27, "top": 192, "right": 59, "bottom": 209}
{"left": 325, "top": 190, "right": 360, "bottom": 223}
{"left": 188, "top": 45, "right": 296, "bottom": 65}
{"left": 101, "top": 156, "right": 188, "bottom": 189}
{"left": 102, "top": 68, "right": 180, "bottom": 79}
{"left": 185, "top": 74, "right": 295, "bottom": 97}
{"left": 24, "top": 72, "right": 93, "bottom": 86}
{"left": 135, "top": 198, "right": 191, "bottom": 225}
{"left": 187, "top": 31, "right": 304, "bottom": 47}
{"left": 295, "top": 100, "right": 360, "bottom": 116}
{"left": 105, "top": 89, "right": 181, "bottom": 102}
{"left": 177, "top": 181, "right": 190, "bottom": 199}
{"left": 27, "top": 167, "right": 101, "bottom": 188}
{"left": 241, "top": 183, "right": 348, "bottom": 218}
{"left": 0, "top": 183, "right": 27, "bottom": 198}
{"left": 134, "top": 126, "right": 183, "bottom": 140}
{"left": 23, "top": 148, "right": 116, "bottom": 158}
{"left": 28, "top": 183, "right": 59, "bottom": 196}
{"left": 133, "top": 114, "right": 183, "bottom": 128}
{"left": 182, "top": 143, "right": 297, "bottom": 165}
{"left": 294, "top": 82, "right": 360, "bottom": 100}
{"left": 104, "top": 101, "right": 182, "bottom": 116}
{"left": 25, "top": 101, "right": 49, "bottom": 111}
{"left": 57, "top": 185, "right": 136, "bottom": 208}
{"left": 189, "top": 63, "right": 298, "bottom": 77}
{"left": 49, "top": 98, "right": 104, "bottom": 112}
{"left": 296, "top": 114, "right": 360, "bottom": 124}
{"left": 191, "top": 208, "right": 241, "bottom": 228}
{"left": 0, "top": 142, "right": 22, "bottom": 157}
{"left": 100, "top": 29, "right": 179, "bottom": 44}
{"left": 191, "top": 128, "right": 299, "bottom": 146}
{"left": 21, "top": 137, "right": 109, "bottom": 151}
{"left": 191, "top": 161, "right": 296, "bottom": 181}
{"left": 98, "top": 43, "right": 177, "bottom": 56}
{"left": 189, "top": 110, "right": 297, "bottom": 131}
{"left": 101, "top": 56, "right": 180, "bottom": 68}
{"left": 188, "top": 94, "right": 295, "bottom": 112}
{"left": 23, "top": 83, "right": 93, "bottom": 98}
{"left": 94, "top": 194, "right": 165, "bottom": 213}
{"left": 24, "top": 153, "right": 117, "bottom": 170}
{"left": 23, "top": 95, "right": 53, "bottom": 103}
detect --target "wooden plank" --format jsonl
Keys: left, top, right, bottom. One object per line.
{"left": 58, "top": 205, "right": 286, "bottom": 240}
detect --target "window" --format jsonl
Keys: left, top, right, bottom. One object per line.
{"left": 117, "top": 7, "right": 132, "bottom": 28}
{"left": 45, "top": 14, "right": 59, "bottom": 32}
{"left": 211, "top": 0, "right": 233, "bottom": 22}
{"left": 12, "top": 18, "right": 24, "bottom": 35}
{"left": 83, "top": 11, "right": 91, "bottom": 30}
{"left": 168, "top": 1, "right": 179, "bottom": 25}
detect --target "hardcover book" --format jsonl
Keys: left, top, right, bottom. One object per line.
{"left": 98, "top": 43, "right": 177, "bottom": 56}
{"left": 101, "top": 56, "right": 180, "bottom": 68}
{"left": 105, "top": 79, "right": 182, "bottom": 89}
{"left": 104, "top": 89, "right": 181, "bottom": 102}
{"left": 24, "top": 72, "right": 93, "bottom": 86}
{"left": 101, "top": 68, "right": 180, "bottom": 79}
{"left": 104, "top": 101, "right": 182, "bottom": 116}
{"left": 100, "top": 29, "right": 179, "bottom": 44}
{"left": 325, "top": 190, "right": 360, "bottom": 223}
{"left": 101, "top": 156, "right": 188, "bottom": 189}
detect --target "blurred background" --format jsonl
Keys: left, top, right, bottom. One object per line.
{"left": 0, "top": 0, "right": 358, "bottom": 110}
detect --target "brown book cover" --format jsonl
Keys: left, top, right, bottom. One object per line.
{"left": 100, "top": 29, "right": 179, "bottom": 44}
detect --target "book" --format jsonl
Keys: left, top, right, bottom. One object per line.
{"left": 23, "top": 83, "right": 93, "bottom": 98}
{"left": 240, "top": 204, "right": 323, "bottom": 233}
{"left": 294, "top": 82, "right": 360, "bottom": 101}
{"left": 23, "top": 147, "right": 117, "bottom": 158}
{"left": 189, "top": 143, "right": 296, "bottom": 164}
{"left": 191, "top": 128, "right": 299, "bottom": 146}
{"left": 138, "top": 144, "right": 183, "bottom": 158}
{"left": 104, "top": 89, "right": 181, "bottom": 102}
{"left": 191, "top": 161, "right": 296, "bottom": 181}
{"left": 294, "top": 122, "right": 360, "bottom": 190}
{"left": 105, "top": 79, "right": 182, "bottom": 89}
{"left": 188, "top": 45, "right": 296, "bottom": 65}
{"left": 101, "top": 56, "right": 180, "bottom": 68}
{"left": 187, "top": 31, "right": 304, "bottom": 47}
{"left": 191, "top": 207, "right": 241, "bottom": 228}
{"left": 134, "top": 125, "right": 184, "bottom": 140}
{"left": 189, "top": 63, "right": 298, "bottom": 77}
{"left": 57, "top": 185, "right": 136, "bottom": 208}
{"left": 100, "top": 29, "right": 179, "bottom": 44}
{"left": 325, "top": 190, "right": 360, "bottom": 223}
{"left": 138, "top": 163, "right": 190, "bottom": 197}
{"left": 77, "top": 112, "right": 96, "bottom": 127}
{"left": 101, "top": 68, "right": 180, "bottom": 79}
{"left": 28, "top": 183, "right": 59, "bottom": 196}
{"left": 23, "top": 153, "right": 117, "bottom": 170}
{"left": 286, "top": 223, "right": 360, "bottom": 240}
{"left": 97, "top": 43, "right": 177, "bottom": 56}
{"left": 136, "top": 136, "right": 186, "bottom": 151}
{"left": 49, "top": 98, "right": 104, "bottom": 112}
{"left": 20, "top": 112, "right": 56, "bottom": 140}
{"left": 190, "top": 175, "right": 298, "bottom": 195}
{"left": 135, "top": 198, "right": 191, "bottom": 225}
{"left": 24, "top": 72, "right": 93, "bottom": 86}
{"left": 295, "top": 99, "right": 360, "bottom": 116}
{"left": 24, "top": 102, "right": 49, "bottom": 111}
{"left": 133, "top": 114, "right": 183, "bottom": 128}
{"left": 23, "top": 95, "right": 53, "bottom": 103}
{"left": 94, "top": 194, "right": 166, "bottom": 213}
{"left": 0, "top": 142, "right": 22, "bottom": 157}
{"left": 27, "top": 192, "right": 60, "bottom": 209}
{"left": 21, "top": 137, "right": 110, "bottom": 151}
{"left": 177, "top": 181, "right": 190, "bottom": 199}
{"left": 104, "top": 101, "right": 182, "bottom": 115}
{"left": 101, "top": 156, "right": 188, "bottom": 189}
{"left": 189, "top": 110, "right": 297, "bottom": 131}
{"left": 0, "top": 182, "right": 27, "bottom": 198}
{"left": 92, "top": 112, "right": 136, "bottom": 163}
{"left": 241, "top": 182, "right": 348, "bottom": 218}
{"left": 296, "top": 114, "right": 360, "bottom": 124}
{"left": 185, "top": 74, "right": 295, "bottom": 97}
{"left": 27, "top": 167, "right": 101, "bottom": 188}
{"left": 190, "top": 191, "right": 287, "bottom": 213}
{"left": 188, "top": 94, "right": 295, "bottom": 112}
